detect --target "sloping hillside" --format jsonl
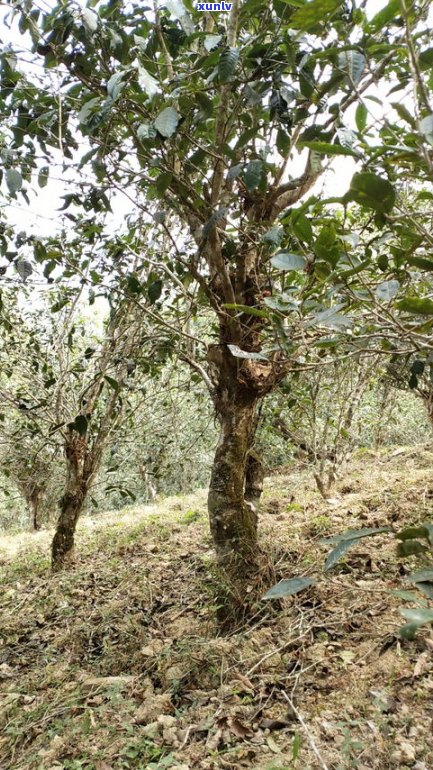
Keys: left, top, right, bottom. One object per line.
{"left": 1, "top": 449, "right": 433, "bottom": 770}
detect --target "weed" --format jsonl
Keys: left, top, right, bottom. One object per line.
{"left": 181, "top": 509, "right": 202, "bottom": 524}
{"left": 286, "top": 503, "right": 303, "bottom": 513}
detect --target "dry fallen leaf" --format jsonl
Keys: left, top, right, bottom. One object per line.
{"left": 266, "top": 735, "right": 281, "bottom": 753}
{"left": 227, "top": 716, "right": 254, "bottom": 739}
{"left": 231, "top": 671, "right": 255, "bottom": 692}
{"left": 413, "top": 652, "right": 430, "bottom": 678}
{"left": 259, "top": 717, "right": 291, "bottom": 730}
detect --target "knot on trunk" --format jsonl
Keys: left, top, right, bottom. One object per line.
{"left": 59, "top": 488, "right": 86, "bottom": 510}
{"left": 238, "top": 359, "right": 278, "bottom": 396}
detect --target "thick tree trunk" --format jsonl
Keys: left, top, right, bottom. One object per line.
{"left": 51, "top": 433, "right": 90, "bottom": 571}
{"left": 51, "top": 491, "right": 85, "bottom": 571}
{"left": 244, "top": 448, "right": 264, "bottom": 503}
{"left": 208, "top": 397, "right": 259, "bottom": 571}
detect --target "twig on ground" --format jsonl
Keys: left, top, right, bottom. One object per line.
{"left": 282, "top": 690, "right": 330, "bottom": 770}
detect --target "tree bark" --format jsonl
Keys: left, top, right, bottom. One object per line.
{"left": 208, "top": 396, "right": 259, "bottom": 571}
{"left": 30, "top": 489, "right": 42, "bottom": 531}
{"left": 51, "top": 433, "right": 90, "bottom": 571}
{"left": 19, "top": 483, "right": 44, "bottom": 531}
{"left": 207, "top": 339, "right": 282, "bottom": 579}
{"left": 51, "top": 490, "right": 85, "bottom": 571}
{"left": 244, "top": 448, "right": 264, "bottom": 503}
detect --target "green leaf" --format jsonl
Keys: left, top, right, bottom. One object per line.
{"left": 399, "top": 622, "right": 421, "bottom": 640}
{"left": 345, "top": 172, "right": 396, "bottom": 214}
{"left": 38, "top": 166, "right": 49, "bottom": 188}
{"left": 407, "top": 256, "right": 433, "bottom": 271}
{"left": 397, "top": 297, "right": 433, "bottom": 315}
{"left": 300, "top": 140, "right": 358, "bottom": 157}
{"left": 419, "top": 47, "right": 433, "bottom": 71}
{"left": 227, "top": 163, "right": 242, "bottom": 180}
{"left": 290, "top": 0, "right": 343, "bottom": 31}
{"left": 262, "top": 576, "right": 315, "bottom": 600}
{"left": 107, "top": 70, "right": 125, "bottom": 101}
{"left": 82, "top": 8, "right": 98, "bottom": 33}
{"left": 338, "top": 50, "right": 366, "bottom": 86}
{"left": 137, "top": 66, "right": 159, "bottom": 98}
{"left": 391, "top": 102, "right": 416, "bottom": 128}
{"left": 262, "top": 225, "right": 283, "bottom": 246}
{"left": 154, "top": 107, "right": 179, "bottom": 138}
{"left": 407, "top": 568, "right": 433, "bottom": 583}
{"left": 71, "top": 415, "right": 88, "bottom": 436}
{"left": 416, "top": 582, "right": 433, "bottom": 599}
{"left": 271, "top": 252, "right": 306, "bottom": 270}
{"left": 204, "top": 34, "right": 222, "bottom": 51}
{"left": 399, "top": 607, "right": 433, "bottom": 626}
{"left": 148, "top": 279, "right": 163, "bottom": 303}
{"left": 355, "top": 103, "right": 367, "bottom": 132}
{"left": 77, "top": 97, "right": 100, "bottom": 127}
{"left": 308, "top": 306, "right": 352, "bottom": 329}
{"left": 227, "top": 344, "right": 269, "bottom": 361}
{"left": 51, "top": 297, "right": 69, "bottom": 312}
{"left": 390, "top": 589, "right": 420, "bottom": 602}
{"left": 243, "top": 159, "right": 264, "bottom": 192}
{"left": 396, "top": 541, "right": 428, "bottom": 557}
{"left": 320, "top": 527, "right": 390, "bottom": 545}
{"left": 137, "top": 122, "right": 157, "bottom": 140}
{"left": 15, "top": 259, "right": 32, "bottom": 282}
{"left": 277, "top": 128, "right": 291, "bottom": 156}
{"left": 396, "top": 526, "right": 432, "bottom": 542}
{"left": 368, "top": 0, "right": 400, "bottom": 32}
{"left": 126, "top": 273, "right": 143, "bottom": 295}
{"left": 292, "top": 213, "right": 313, "bottom": 243}
{"left": 218, "top": 47, "right": 239, "bottom": 83}
{"left": 6, "top": 168, "right": 22, "bottom": 194}
{"left": 222, "top": 303, "right": 269, "bottom": 318}
{"left": 105, "top": 375, "right": 120, "bottom": 392}
{"left": 324, "top": 539, "right": 355, "bottom": 571}
{"left": 419, "top": 114, "right": 433, "bottom": 146}
{"left": 375, "top": 280, "right": 400, "bottom": 301}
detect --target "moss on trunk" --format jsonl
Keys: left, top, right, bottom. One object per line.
{"left": 51, "top": 492, "right": 85, "bottom": 571}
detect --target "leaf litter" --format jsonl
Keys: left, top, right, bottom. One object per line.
{"left": 1, "top": 447, "right": 433, "bottom": 769}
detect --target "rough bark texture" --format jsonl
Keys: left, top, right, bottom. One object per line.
{"left": 207, "top": 337, "right": 284, "bottom": 580}
{"left": 30, "top": 489, "right": 42, "bottom": 531}
{"left": 51, "top": 492, "right": 85, "bottom": 571}
{"left": 51, "top": 433, "right": 90, "bottom": 571}
{"left": 20, "top": 483, "right": 45, "bottom": 531}
{"left": 208, "top": 394, "right": 259, "bottom": 570}
{"left": 244, "top": 448, "right": 264, "bottom": 503}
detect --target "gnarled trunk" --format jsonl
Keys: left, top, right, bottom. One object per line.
{"left": 207, "top": 338, "right": 280, "bottom": 581}
{"left": 208, "top": 395, "right": 259, "bottom": 571}
{"left": 51, "top": 433, "right": 90, "bottom": 571}
{"left": 245, "top": 448, "right": 264, "bottom": 503}
{"left": 51, "top": 489, "right": 86, "bottom": 571}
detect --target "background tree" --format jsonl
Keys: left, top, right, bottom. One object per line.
{"left": 268, "top": 354, "right": 380, "bottom": 498}
{"left": 0, "top": 430, "right": 61, "bottom": 530}
{"left": 0, "top": 270, "right": 154, "bottom": 568}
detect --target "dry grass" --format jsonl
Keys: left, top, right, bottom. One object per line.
{"left": 1, "top": 447, "right": 433, "bottom": 770}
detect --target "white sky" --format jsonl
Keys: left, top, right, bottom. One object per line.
{"left": 0, "top": 0, "right": 397, "bottom": 236}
